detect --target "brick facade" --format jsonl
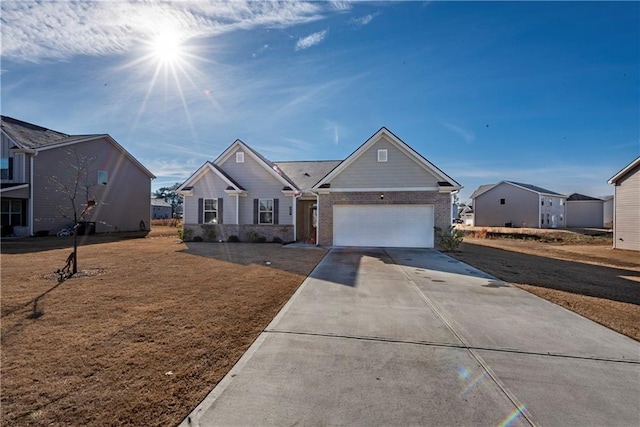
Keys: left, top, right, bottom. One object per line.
{"left": 184, "top": 223, "right": 294, "bottom": 243}
{"left": 317, "top": 191, "right": 451, "bottom": 246}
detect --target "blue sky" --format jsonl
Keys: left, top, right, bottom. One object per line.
{"left": 1, "top": 1, "right": 638, "bottom": 203}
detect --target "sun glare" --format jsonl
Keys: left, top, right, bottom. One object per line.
{"left": 150, "top": 32, "right": 184, "bottom": 64}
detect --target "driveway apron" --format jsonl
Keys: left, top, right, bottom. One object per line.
{"left": 182, "top": 247, "right": 640, "bottom": 427}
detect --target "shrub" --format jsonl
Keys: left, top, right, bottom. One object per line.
{"left": 435, "top": 226, "right": 465, "bottom": 252}
{"left": 227, "top": 235, "right": 239, "bottom": 243}
{"left": 177, "top": 228, "right": 193, "bottom": 241}
{"left": 272, "top": 236, "right": 283, "bottom": 244}
{"left": 474, "top": 228, "right": 488, "bottom": 239}
{"left": 256, "top": 236, "right": 267, "bottom": 243}
{"left": 201, "top": 225, "right": 217, "bottom": 241}
{"left": 245, "top": 230, "right": 258, "bottom": 242}
{"left": 192, "top": 235, "right": 203, "bottom": 242}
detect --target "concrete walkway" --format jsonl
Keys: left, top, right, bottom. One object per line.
{"left": 181, "top": 248, "right": 640, "bottom": 426}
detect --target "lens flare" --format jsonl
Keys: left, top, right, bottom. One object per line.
{"left": 498, "top": 405, "right": 526, "bottom": 427}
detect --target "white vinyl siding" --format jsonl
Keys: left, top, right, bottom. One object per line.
{"left": 613, "top": 164, "right": 640, "bottom": 250}
{"left": 329, "top": 136, "right": 440, "bottom": 189}
{"left": 219, "top": 153, "right": 293, "bottom": 225}
{"left": 333, "top": 204, "right": 434, "bottom": 248}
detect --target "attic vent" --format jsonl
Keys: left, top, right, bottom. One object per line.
{"left": 377, "top": 149, "right": 388, "bottom": 162}
{"left": 304, "top": 172, "right": 310, "bottom": 177}
{"left": 236, "top": 152, "right": 244, "bottom": 163}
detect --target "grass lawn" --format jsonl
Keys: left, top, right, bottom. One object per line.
{"left": 1, "top": 227, "right": 326, "bottom": 426}
{"left": 448, "top": 230, "right": 640, "bottom": 341}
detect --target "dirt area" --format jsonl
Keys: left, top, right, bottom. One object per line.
{"left": 448, "top": 233, "right": 640, "bottom": 341}
{"left": 1, "top": 227, "right": 326, "bottom": 426}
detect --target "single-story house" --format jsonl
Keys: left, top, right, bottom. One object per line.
{"left": 151, "top": 198, "right": 173, "bottom": 219}
{"left": 565, "top": 193, "right": 604, "bottom": 228}
{"left": 471, "top": 181, "right": 567, "bottom": 228}
{"left": 178, "top": 127, "right": 461, "bottom": 248}
{"left": 608, "top": 156, "right": 640, "bottom": 251}
{"left": 1, "top": 116, "right": 155, "bottom": 237}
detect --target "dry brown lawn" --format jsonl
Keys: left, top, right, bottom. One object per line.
{"left": 1, "top": 227, "right": 326, "bottom": 426}
{"left": 448, "top": 235, "right": 640, "bottom": 341}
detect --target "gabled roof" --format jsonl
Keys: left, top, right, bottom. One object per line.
{"left": 505, "top": 181, "right": 563, "bottom": 196}
{"left": 177, "top": 161, "right": 245, "bottom": 192}
{"left": 151, "top": 198, "right": 172, "bottom": 207}
{"left": 215, "top": 139, "right": 300, "bottom": 191}
{"left": 470, "top": 184, "right": 495, "bottom": 199}
{"left": 567, "top": 193, "right": 603, "bottom": 202}
{"left": 275, "top": 160, "right": 342, "bottom": 191}
{"left": 312, "top": 127, "right": 462, "bottom": 190}
{"left": 608, "top": 156, "right": 640, "bottom": 184}
{"left": 1, "top": 116, "right": 155, "bottom": 178}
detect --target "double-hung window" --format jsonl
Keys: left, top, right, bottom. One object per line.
{"left": 259, "top": 199, "right": 273, "bottom": 224}
{"left": 1, "top": 200, "right": 23, "bottom": 226}
{"left": 203, "top": 198, "right": 218, "bottom": 223}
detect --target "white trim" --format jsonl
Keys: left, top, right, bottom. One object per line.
{"left": 178, "top": 162, "right": 241, "bottom": 192}
{"left": 215, "top": 140, "right": 299, "bottom": 191}
{"left": 313, "top": 127, "right": 461, "bottom": 190}
{"left": 0, "top": 183, "right": 28, "bottom": 193}
{"left": 319, "top": 187, "right": 440, "bottom": 192}
{"left": 293, "top": 194, "right": 298, "bottom": 241}
{"left": 377, "top": 149, "right": 388, "bottom": 162}
{"left": 258, "top": 198, "right": 274, "bottom": 225}
{"left": 608, "top": 156, "right": 640, "bottom": 184}
{"left": 236, "top": 193, "right": 239, "bottom": 225}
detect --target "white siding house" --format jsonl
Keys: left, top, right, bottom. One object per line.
{"left": 608, "top": 157, "right": 640, "bottom": 251}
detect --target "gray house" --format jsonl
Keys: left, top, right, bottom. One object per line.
{"left": 565, "top": 193, "right": 604, "bottom": 228}
{"left": 603, "top": 195, "right": 614, "bottom": 229}
{"left": 178, "top": 127, "right": 461, "bottom": 248}
{"left": 151, "top": 198, "right": 173, "bottom": 219}
{"left": 1, "top": 116, "right": 155, "bottom": 237}
{"left": 608, "top": 156, "right": 640, "bottom": 251}
{"left": 472, "top": 181, "right": 567, "bottom": 228}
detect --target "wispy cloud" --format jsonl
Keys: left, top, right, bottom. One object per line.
{"left": 1, "top": 1, "right": 325, "bottom": 62}
{"left": 295, "top": 30, "right": 328, "bottom": 51}
{"left": 442, "top": 122, "right": 476, "bottom": 144}
{"left": 252, "top": 44, "right": 270, "bottom": 58}
{"left": 351, "top": 14, "right": 376, "bottom": 27}
{"left": 143, "top": 158, "right": 202, "bottom": 180}
{"left": 329, "top": 2, "right": 353, "bottom": 12}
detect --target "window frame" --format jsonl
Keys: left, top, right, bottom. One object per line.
{"left": 236, "top": 152, "right": 245, "bottom": 163}
{"left": 377, "top": 149, "right": 388, "bottom": 163}
{"left": 499, "top": 198, "right": 506, "bottom": 205}
{"left": 258, "top": 198, "right": 274, "bottom": 225}
{"left": 1, "top": 199, "right": 23, "bottom": 226}
{"left": 98, "top": 170, "right": 108, "bottom": 186}
{"left": 203, "top": 198, "right": 218, "bottom": 224}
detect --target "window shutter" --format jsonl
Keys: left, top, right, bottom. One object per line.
{"left": 8, "top": 158, "right": 13, "bottom": 180}
{"left": 218, "top": 198, "right": 224, "bottom": 224}
{"left": 197, "top": 198, "right": 203, "bottom": 224}
{"left": 253, "top": 199, "right": 259, "bottom": 224}
{"left": 273, "top": 198, "right": 279, "bottom": 224}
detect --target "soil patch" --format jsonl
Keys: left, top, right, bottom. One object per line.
{"left": 1, "top": 228, "right": 326, "bottom": 426}
{"left": 449, "top": 237, "right": 640, "bottom": 341}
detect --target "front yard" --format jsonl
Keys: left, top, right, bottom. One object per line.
{"left": 1, "top": 229, "right": 326, "bottom": 426}
{"left": 449, "top": 234, "right": 640, "bottom": 341}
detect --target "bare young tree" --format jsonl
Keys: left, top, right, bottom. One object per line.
{"left": 49, "top": 147, "right": 98, "bottom": 276}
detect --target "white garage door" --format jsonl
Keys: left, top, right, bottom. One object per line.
{"left": 333, "top": 204, "right": 434, "bottom": 248}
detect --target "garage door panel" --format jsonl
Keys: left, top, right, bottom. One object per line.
{"left": 333, "top": 205, "right": 434, "bottom": 248}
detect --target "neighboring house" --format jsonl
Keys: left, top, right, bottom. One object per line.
{"left": 565, "top": 193, "right": 604, "bottom": 228}
{"left": 1, "top": 116, "right": 155, "bottom": 237}
{"left": 608, "top": 156, "right": 640, "bottom": 251}
{"left": 151, "top": 198, "right": 172, "bottom": 219}
{"left": 459, "top": 205, "right": 474, "bottom": 226}
{"left": 178, "top": 127, "right": 461, "bottom": 248}
{"left": 603, "top": 195, "right": 614, "bottom": 229}
{"left": 472, "top": 181, "right": 567, "bottom": 228}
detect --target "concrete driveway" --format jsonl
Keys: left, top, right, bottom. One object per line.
{"left": 181, "top": 248, "right": 640, "bottom": 426}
